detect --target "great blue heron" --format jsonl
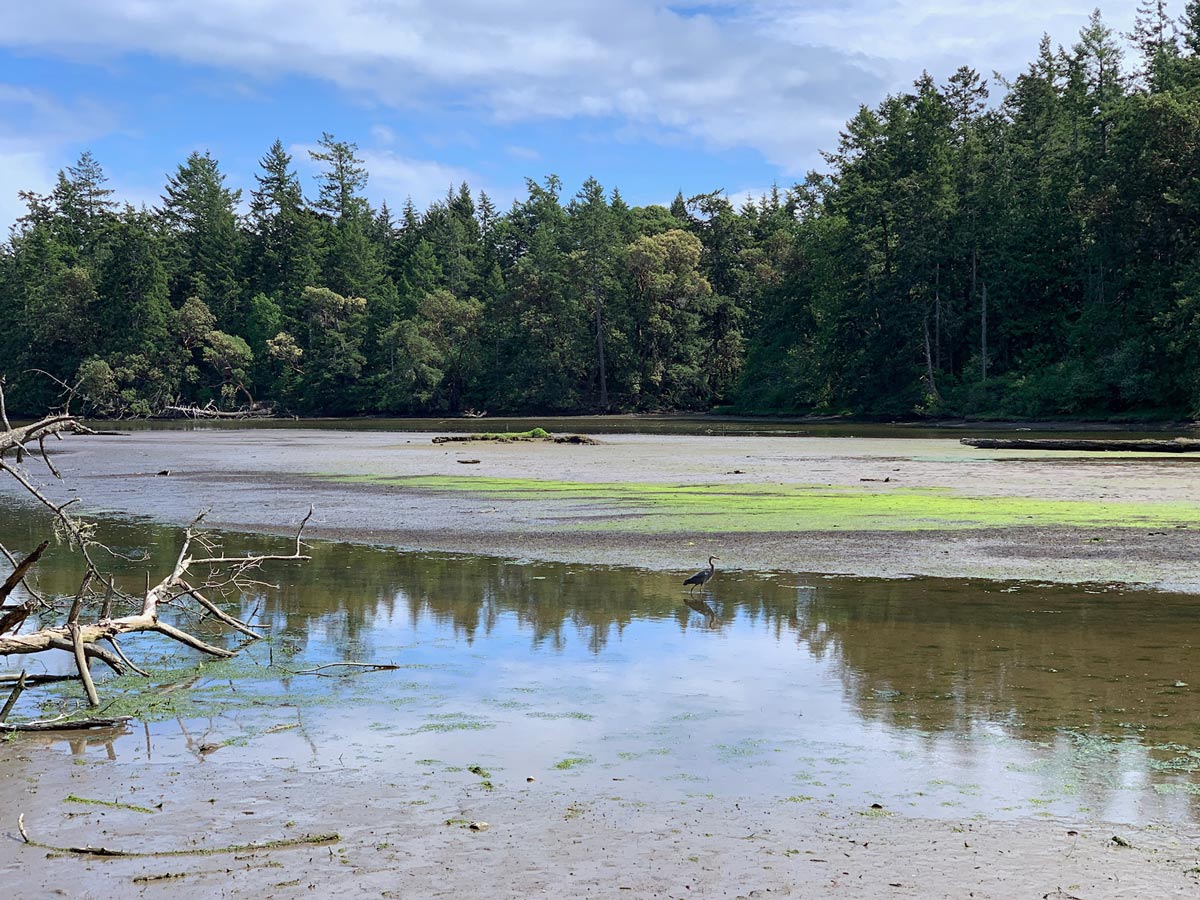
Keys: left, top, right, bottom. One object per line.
{"left": 684, "top": 556, "right": 719, "bottom": 593}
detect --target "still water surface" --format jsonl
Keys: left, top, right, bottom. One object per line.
{"left": 105, "top": 414, "right": 1200, "bottom": 439}
{"left": 2, "top": 498, "right": 1198, "bottom": 825}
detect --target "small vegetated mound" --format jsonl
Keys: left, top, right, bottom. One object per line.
{"left": 432, "top": 428, "right": 597, "bottom": 445}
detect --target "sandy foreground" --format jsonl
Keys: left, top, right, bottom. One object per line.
{"left": 2, "top": 426, "right": 1200, "bottom": 897}
{"left": 2, "top": 751, "right": 1198, "bottom": 899}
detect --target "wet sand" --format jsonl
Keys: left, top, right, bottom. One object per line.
{"left": 2, "top": 752, "right": 1198, "bottom": 899}
{"left": 27, "top": 426, "right": 1200, "bottom": 590}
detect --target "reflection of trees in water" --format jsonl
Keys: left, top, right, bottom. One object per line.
{"left": 794, "top": 579, "right": 1200, "bottom": 757}
{"left": 2, "top": 503, "right": 804, "bottom": 656}
{"left": 6, "top": 502, "right": 1199, "bottom": 794}
{"left": 252, "top": 547, "right": 805, "bottom": 657}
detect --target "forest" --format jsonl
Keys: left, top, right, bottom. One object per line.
{"left": 2, "top": 4, "right": 1200, "bottom": 420}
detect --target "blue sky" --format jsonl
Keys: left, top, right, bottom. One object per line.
{"left": 1, "top": 1, "right": 1138, "bottom": 228}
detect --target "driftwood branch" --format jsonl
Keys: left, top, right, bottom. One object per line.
{"left": 0, "top": 541, "right": 48, "bottom": 607}
{"left": 291, "top": 662, "right": 401, "bottom": 677}
{"left": 0, "top": 670, "right": 27, "bottom": 722}
{"left": 0, "top": 515, "right": 311, "bottom": 662}
{"left": 160, "top": 403, "right": 274, "bottom": 420}
{"left": 1, "top": 383, "right": 314, "bottom": 717}
{"left": 0, "top": 672, "right": 78, "bottom": 686}
{"left": 1, "top": 716, "right": 133, "bottom": 733}
{"left": 962, "top": 437, "right": 1200, "bottom": 453}
{"left": 17, "top": 814, "right": 338, "bottom": 857}
{"left": 69, "top": 623, "right": 100, "bottom": 708}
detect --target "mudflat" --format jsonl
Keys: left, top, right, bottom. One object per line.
{"left": 35, "top": 426, "right": 1200, "bottom": 590}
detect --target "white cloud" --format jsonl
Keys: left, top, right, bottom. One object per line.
{"left": 756, "top": 1, "right": 1137, "bottom": 82}
{"left": 0, "top": 1, "right": 1144, "bottom": 187}
{"left": 359, "top": 149, "right": 485, "bottom": 210}
{"left": 0, "top": 83, "right": 121, "bottom": 229}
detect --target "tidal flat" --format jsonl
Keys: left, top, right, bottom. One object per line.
{"left": 1, "top": 423, "right": 1198, "bottom": 897}
{"left": 18, "top": 423, "right": 1200, "bottom": 587}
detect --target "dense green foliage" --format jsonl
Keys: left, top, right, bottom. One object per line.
{"left": 4, "top": 6, "right": 1200, "bottom": 419}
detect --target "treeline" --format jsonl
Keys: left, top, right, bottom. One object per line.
{"left": 3, "top": 3, "right": 1200, "bottom": 419}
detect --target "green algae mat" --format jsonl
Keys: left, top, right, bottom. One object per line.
{"left": 320, "top": 474, "right": 1200, "bottom": 533}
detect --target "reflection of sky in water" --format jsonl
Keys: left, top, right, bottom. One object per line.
{"left": 2, "top": 499, "right": 1197, "bottom": 825}
{"left": 17, "top": 590, "right": 1200, "bottom": 825}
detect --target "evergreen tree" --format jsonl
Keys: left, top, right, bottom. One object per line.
{"left": 248, "top": 139, "right": 320, "bottom": 326}
{"left": 159, "top": 150, "right": 244, "bottom": 325}
{"left": 567, "top": 177, "right": 622, "bottom": 408}
{"left": 309, "top": 132, "right": 370, "bottom": 221}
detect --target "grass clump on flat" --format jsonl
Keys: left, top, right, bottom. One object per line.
{"left": 432, "top": 428, "right": 551, "bottom": 444}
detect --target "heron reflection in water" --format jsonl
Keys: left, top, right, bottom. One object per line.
{"left": 684, "top": 596, "right": 718, "bottom": 628}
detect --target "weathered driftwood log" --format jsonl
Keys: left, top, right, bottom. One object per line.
{"left": 1, "top": 715, "right": 134, "bottom": 733}
{"left": 961, "top": 437, "right": 1200, "bottom": 453}
{"left": 159, "top": 403, "right": 274, "bottom": 420}
{"left": 0, "top": 542, "right": 48, "bottom": 606}
{"left": 0, "top": 410, "right": 95, "bottom": 465}
{"left": 0, "top": 509, "right": 313, "bottom": 706}
{"left": 0, "top": 382, "right": 313, "bottom": 719}
{"left": 16, "top": 813, "right": 340, "bottom": 857}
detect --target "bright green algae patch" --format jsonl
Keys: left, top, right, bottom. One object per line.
{"left": 320, "top": 474, "right": 1200, "bottom": 533}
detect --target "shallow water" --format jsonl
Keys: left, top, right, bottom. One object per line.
{"left": 2, "top": 498, "right": 1198, "bottom": 826}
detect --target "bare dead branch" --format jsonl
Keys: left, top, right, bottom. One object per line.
{"left": 2, "top": 716, "right": 133, "bottom": 733}
{"left": 0, "top": 541, "right": 48, "bottom": 606}
{"left": 69, "top": 623, "right": 100, "bottom": 708}
{"left": 0, "top": 376, "right": 11, "bottom": 433}
{"left": 291, "top": 662, "right": 401, "bottom": 676}
{"left": 1, "top": 385, "right": 316, "bottom": 714}
{"left": 0, "top": 673, "right": 77, "bottom": 686}
{"left": 0, "top": 541, "right": 49, "bottom": 609}
{"left": 0, "top": 458, "right": 105, "bottom": 576}
{"left": 152, "top": 622, "right": 236, "bottom": 658}
{"left": 0, "top": 670, "right": 27, "bottom": 722}
{"left": 106, "top": 637, "right": 149, "bottom": 677}
{"left": 16, "top": 813, "right": 339, "bottom": 856}
{"left": 185, "top": 583, "right": 264, "bottom": 639}
{"left": 38, "top": 434, "right": 61, "bottom": 479}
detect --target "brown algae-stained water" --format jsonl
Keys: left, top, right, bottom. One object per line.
{"left": 2, "top": 499, "right": 1197, "bottom": 826}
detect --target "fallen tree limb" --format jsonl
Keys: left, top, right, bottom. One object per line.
{"left": 0, "top": 510, "right": 312, "bottom": 661}
{"left": 1, "top": 716, "right": 133, "bottom": 732}
{"left": 0, "top": 510, "right": 313, "bottom": 709}
{"left": 0, "top": 541, "right": 48, "bottom": 606}
{"left": 961, "top": 437, "right": 1200, "bottom": 452}
{"left": 0, "top": 670, "right": 26, "bottom": 722}
{"left": 17, "top": 814, "right": 339, "bottom": 857}
{"left": 185, "top": 583, "right": 266, "bottom": 639}
{"left": 159, "top": 404, "right": 274, "bottom": 420}
{"left": 132, "top": 860, "right": 284, "bottom": 884}
{"left": 0, "top": 672, "right": 75, "bottom": 686}
{"left": 291, "top": 662, "right": 401, "bottom": 677}
{"left": 69, "top": 622, "right": 100, "bottom": 707}
{"left": 1, "top": 382, "right": 316, "bottom": 716}
{"left": 0, "top": 412, "right": 95, "bottom": 461}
